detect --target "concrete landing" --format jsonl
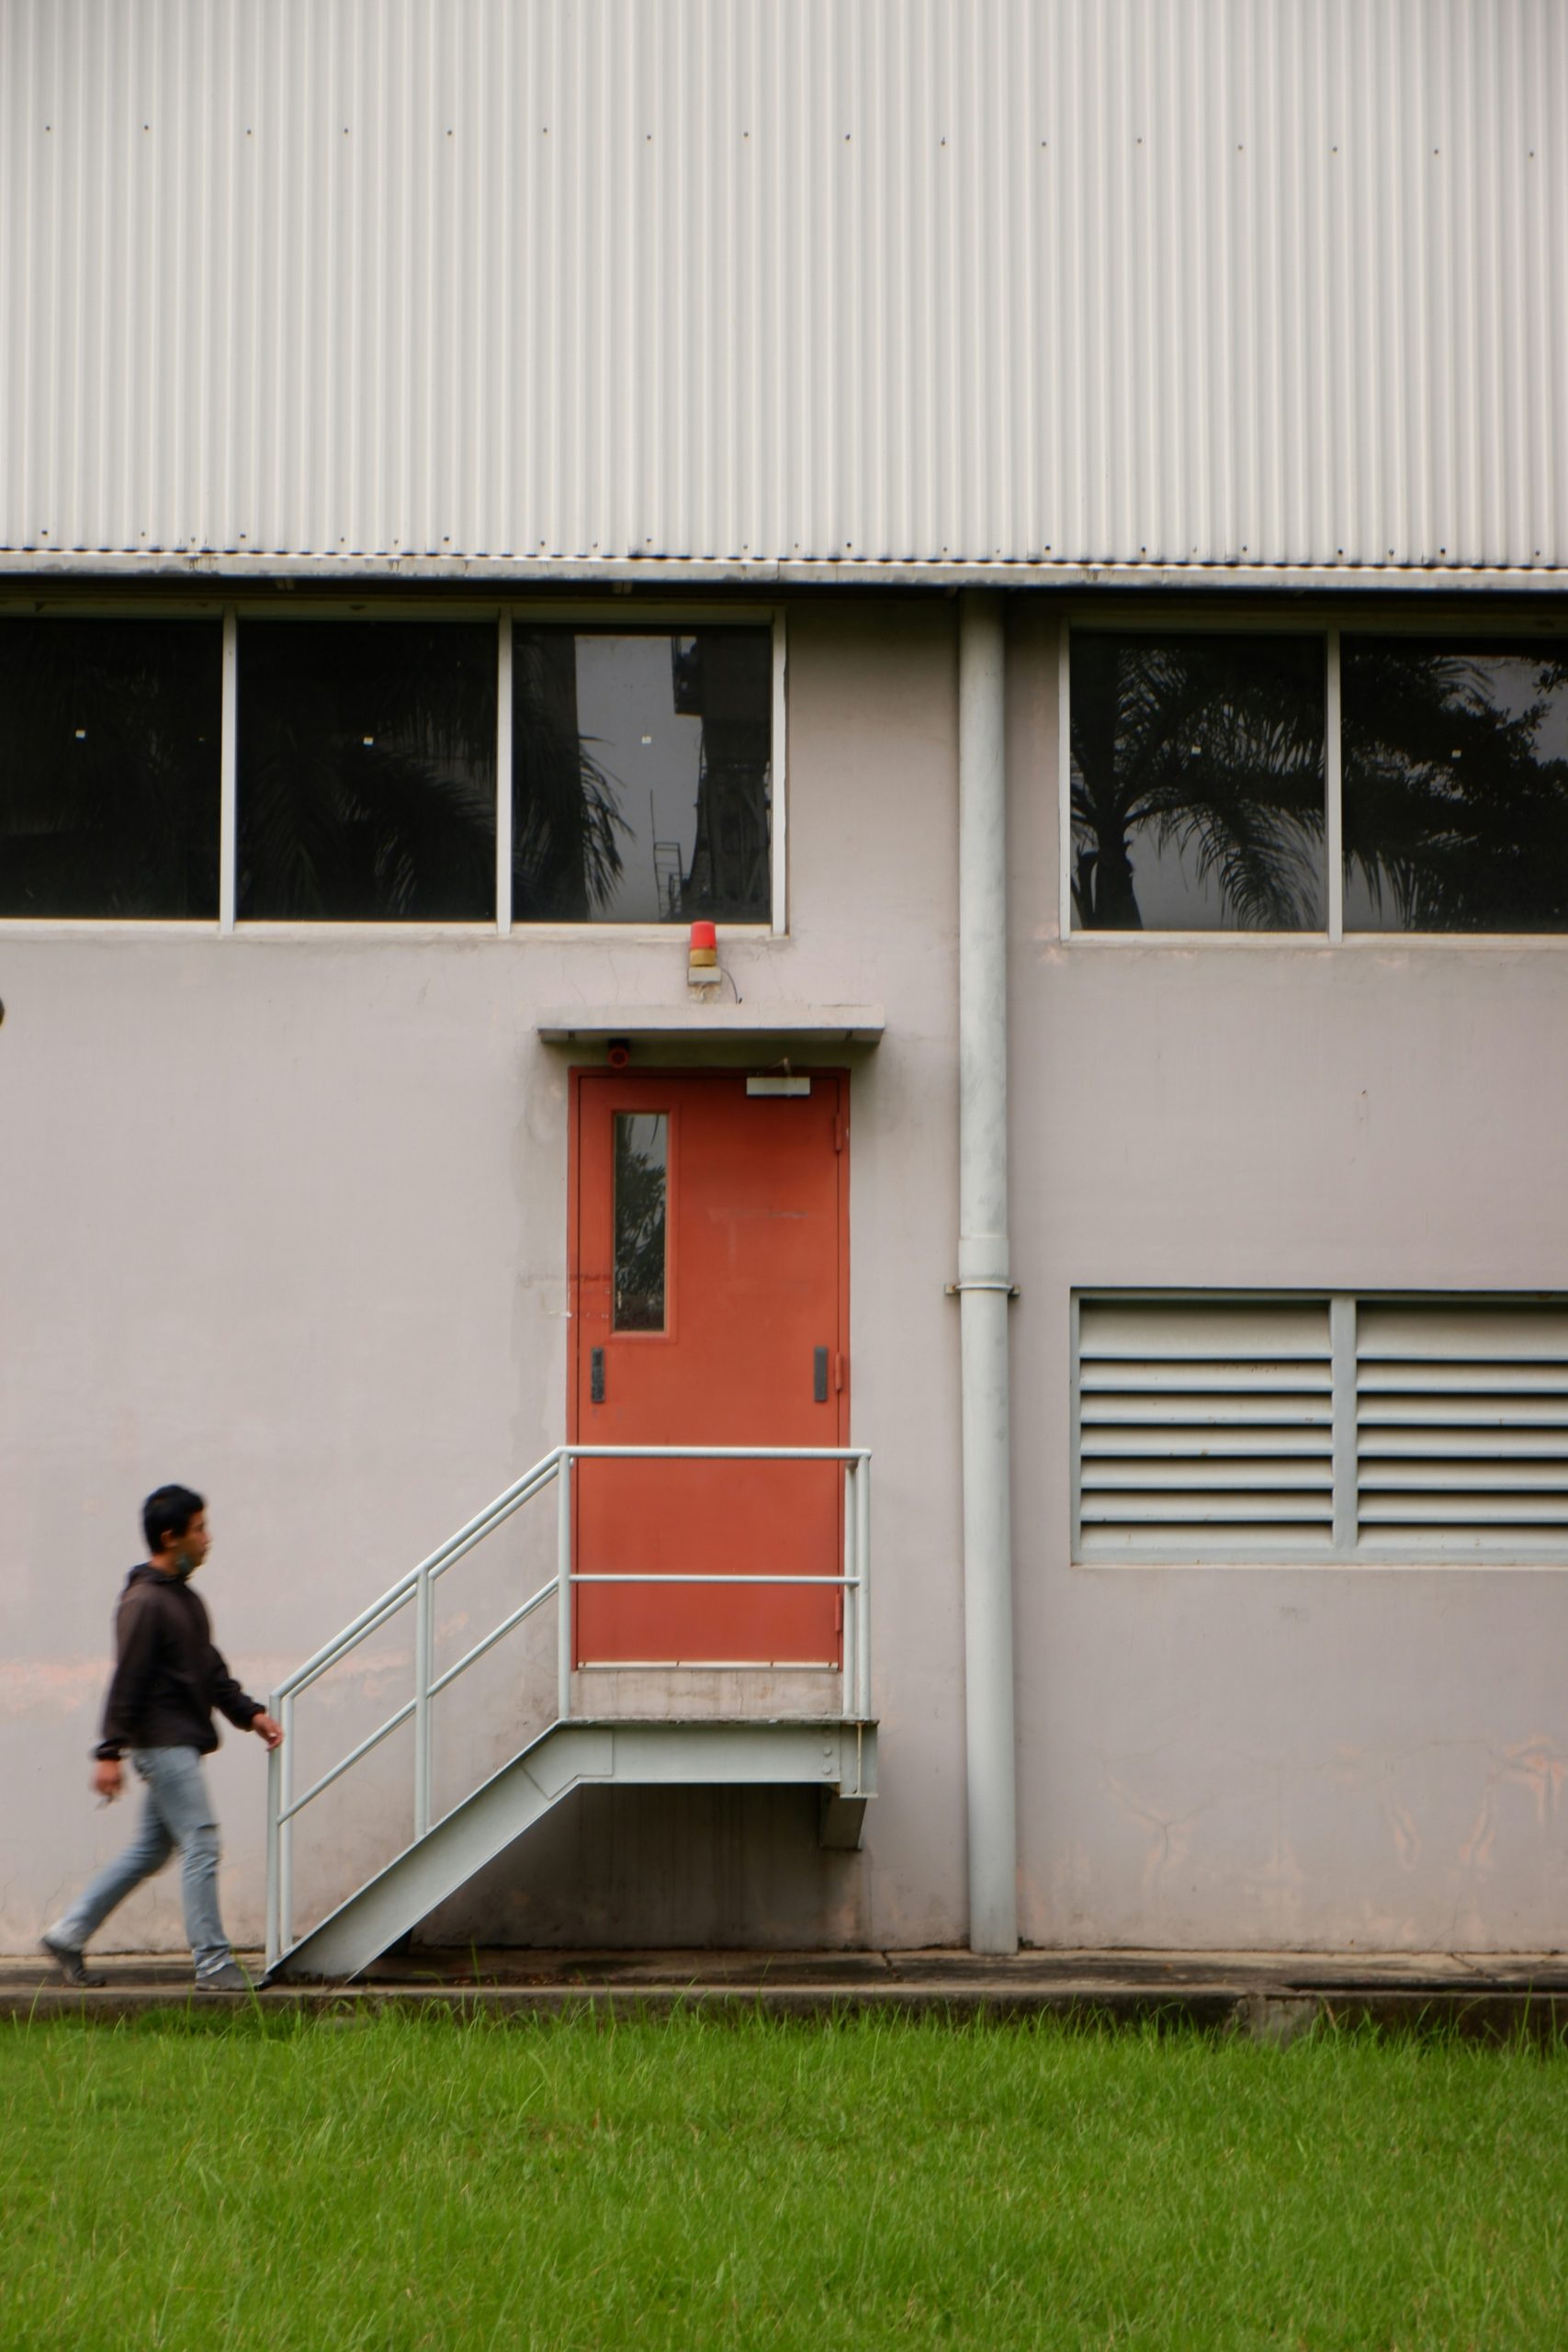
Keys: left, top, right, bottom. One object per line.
{"left": 6, "top": 1946, "right": 1568, "bottom": 2037}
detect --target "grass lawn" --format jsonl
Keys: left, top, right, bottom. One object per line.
{"left": 3, "top": 2009, "right": 1566, "bottom": 2350}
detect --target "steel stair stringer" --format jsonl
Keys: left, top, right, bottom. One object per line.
{"left": 271, "top": 1716, "right": 877, "bottom": 1983}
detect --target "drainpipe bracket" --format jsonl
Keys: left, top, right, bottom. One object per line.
{"left": 945, "top": 1279, "right": 1021, "bottom": 1297}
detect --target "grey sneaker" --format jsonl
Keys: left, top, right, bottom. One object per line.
{"left": 40, "top": 1931, "right": 106, "bottom": 1989}
{"left": 195, "top": 1961, "right": 253, "bottom": 1993}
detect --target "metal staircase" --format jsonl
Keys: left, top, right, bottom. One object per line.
{"left": 265, "top": 1445, "right": 874, "bottom": 1981}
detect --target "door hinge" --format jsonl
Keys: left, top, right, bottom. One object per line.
{"left": 833, "top": 1114, "right": 845, "bottom": 1152}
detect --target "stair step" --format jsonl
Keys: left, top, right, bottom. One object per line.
{"left": 276, "top": 1716, "right": 876, "bottom": 1984}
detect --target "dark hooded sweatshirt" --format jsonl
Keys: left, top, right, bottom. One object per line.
{"left": 95, "top": 1564, "right": 263, "bottom": 1761}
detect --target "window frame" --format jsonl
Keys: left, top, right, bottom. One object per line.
{"left": 1071, "top": 1286, "right": 1568, "bottom": 1568}
{"left": 1058, "top": 605, "right": 1568, "bottom": 945}
{"left": 0, "top": 596, "right": 788, "bottom": 939}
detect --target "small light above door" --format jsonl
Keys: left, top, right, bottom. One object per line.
{"left": 746, "top": 1076, "right": 812, "bottom": 1097}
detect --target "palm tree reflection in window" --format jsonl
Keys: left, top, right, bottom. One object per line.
{"left": 513, "top": 630, "right": 626, "bottom": 919}
{"left": 613, "top": 1114, "right": 668, "bottom": 1332}
{"left": 238, "top": 622, "right": 498, "bottom": 920}
{"left": 513, "top": 627, "right": 772, "bottom": 923}
{"left": 1344, "top": 643, "right": 1568, "bottom": 932}
{"left": 1070, "top": 635, "right": 1326, "bottom": 931}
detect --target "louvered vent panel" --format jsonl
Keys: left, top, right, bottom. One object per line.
{"left": 1077, "top": 1300, "right": 1334, "bottom": 1560}
{"left": 1356, "top": 1305, "right": 1568, "bottom": 1555}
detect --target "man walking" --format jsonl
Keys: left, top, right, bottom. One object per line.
{"left": 41, "top": 1485, "right": 283, "bottom": 1992}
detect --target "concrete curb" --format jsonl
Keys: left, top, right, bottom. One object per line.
{"left": 7, "top": 1980, "right": 1568, "bottom": 2040}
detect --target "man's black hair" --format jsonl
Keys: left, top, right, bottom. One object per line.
{"left": 142, "top": 1484, "right": 205, "bottom": 1555}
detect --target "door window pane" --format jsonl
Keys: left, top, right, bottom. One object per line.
{"left": 0, "top": 618, "right": 220, "bottom": 916}
{"left": 1343, "top": 640, "right": 1568, "bottom": 932}
{"left": 613, "top": 1114, "right": 668, "bottom": 1332}
{"left": 1070, "top": 634, "right": 1326, "bottom": 930}
{"left": 513, "top": 628, "right": 772, "bottom": 922}
{"left": 237, "top": 622, "right": 496, "bottom": 920}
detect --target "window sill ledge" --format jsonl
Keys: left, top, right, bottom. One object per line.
{"left": 1063, "top": 929, "right": 1568, "bottom": 949}
{"left": 1073, "top": 1557, "right": 1568, "bottom": 1573}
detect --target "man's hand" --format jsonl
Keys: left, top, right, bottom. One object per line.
{"left": 250, "top": 1712, "right": 284, "bottom": 1751}
{"left": 93, "top": 1757, "right": 123, "bottom": 1803}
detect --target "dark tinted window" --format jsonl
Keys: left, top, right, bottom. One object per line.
{"left": 1343, "top": 641, "right": 1568, "bottom": 932}
{"left": 237, "top": 622, "right": 496, "bottom": 920}
{"left": 613, "top": 1113, "right": 669, "bottom": 1331}
{"left": 513, "top": 628, "right": 772, "bottom": 922}
{"left": 1070, "top": 634, "right": 1326, "bottom": 930}
{"left": 0, "top": 619, "right": 220, "bottom": 916}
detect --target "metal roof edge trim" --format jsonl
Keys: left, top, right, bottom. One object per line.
{"left": 2, "top": 555, "right": 1567, "bottom": 596}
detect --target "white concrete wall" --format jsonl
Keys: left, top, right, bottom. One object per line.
{"left": 0, "top": 597, "right": 967, "bottom": 1955}
{"left": 1007, "top": 602, "right": 1568, "bottom": 1951}
{"left": 7, "top": 593, "right": 1568, "bottom": 1957}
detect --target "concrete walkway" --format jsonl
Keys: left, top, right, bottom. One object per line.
{"left": 6, "top": 1946, "right": 1568, "bottom": 2036}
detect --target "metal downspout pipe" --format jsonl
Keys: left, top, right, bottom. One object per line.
{"left": 956, "top": 592, "right": 1018, "bottom": 1954}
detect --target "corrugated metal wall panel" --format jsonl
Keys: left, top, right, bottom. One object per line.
{"left": 2, "top": 0, "right": 1564, "bottom": 571}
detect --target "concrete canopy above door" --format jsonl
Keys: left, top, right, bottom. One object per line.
{"left": 536, "top": 1006, "right": 885, "bottom": 1046}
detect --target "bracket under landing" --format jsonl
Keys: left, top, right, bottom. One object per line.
{"left": 818, "top": 1789, "right": 869, "bottom": 1849}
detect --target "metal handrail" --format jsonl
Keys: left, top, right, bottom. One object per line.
{"left": 272, "top": 1453, "right": 565, "bottom": 1704}
{"left": 573, "top": 1572, "right": 857, "bottom": 1582}
{"left": 265, "top": 1443, "right": 872, "bottom": 1970}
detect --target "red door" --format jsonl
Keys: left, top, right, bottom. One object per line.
{"left": 570, "top": 1070, "right": 849, "bottom": 1666}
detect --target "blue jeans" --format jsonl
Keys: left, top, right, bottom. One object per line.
{"left": 51, "top": 1747, "right": 231, "bottom": 1979}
